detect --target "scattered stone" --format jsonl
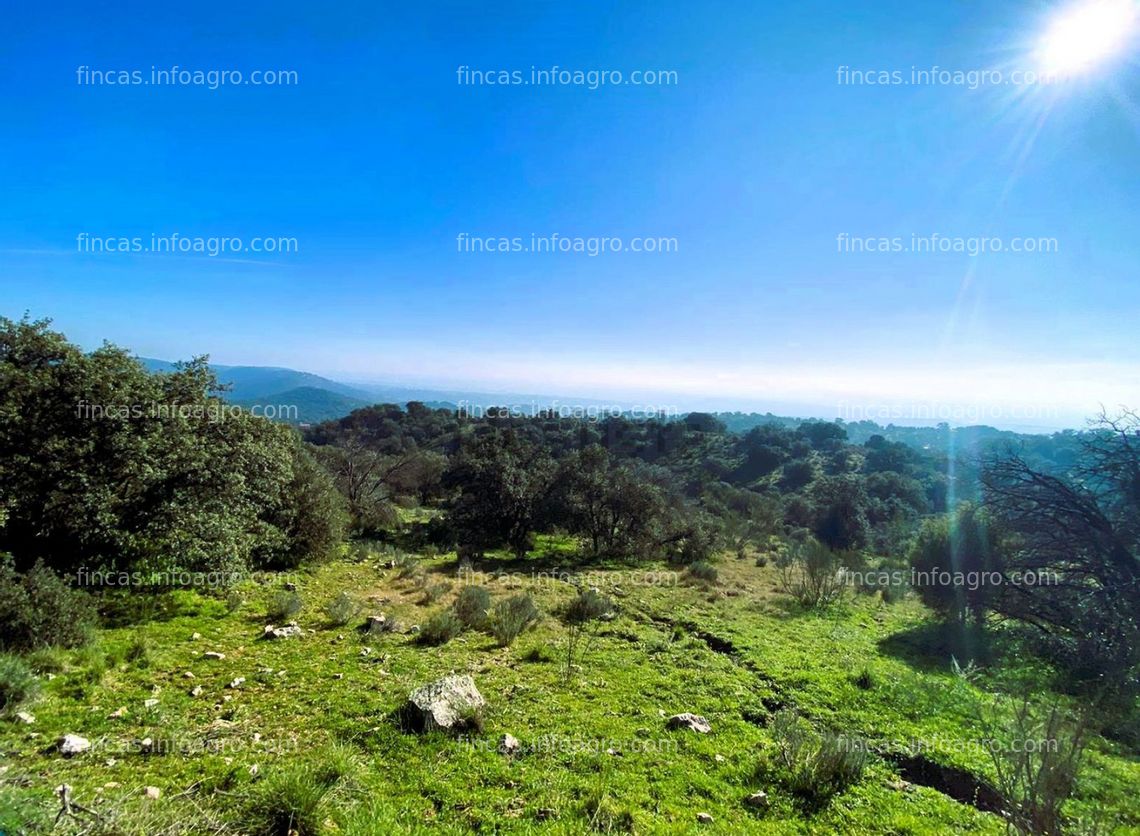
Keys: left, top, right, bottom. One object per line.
{"left": 108, "top": 707, "right": 128, "bottom": 719}
{"left": 203, "top": 651, "right": 225, "bottom": 661}
{"left": 103, "top": 781, "right": 121, "bottom": 789}
{"left": 606, "top": 748, "right": 622, "bottom": 756}
{"left": 249, "top": 763, "right": 260, "bottom": 778}
{"left": 58, "top": 734, "right": 91, "bottom": 756}
{"left": 14, "top": 711, "right": 35, "bottom": 724}
{"left": 403, "top": 674, "right": 486, "bottom": 732}
{"left": 144, "top": 786, "right": 161, "bottom": 799}
{"left": 190, "top": 632, "right": 201, "bottom": 641}
{"left": 283, "top": 582, "right": 297, "bottom": 592}
{"left": 227, "top": 677, "right": 246, "bottom": 689}
{"left": 697, "top": 812, "right": 714, "bottom": 824}
{"left": 714, "top": 754, "right": 726, "bottom": 763}
{"left": 189, "top": 686, "right": 204, "bottom": 697}
{"left": 745, "top": 791, "right": 770, "bottom": 809}
{"left": 143, "top": 698, "right": 159, "bottom": 709}
{"left": 360, "top": 647, "right": 373, "bottom": 656}
{"left": 262, "top": 622, "right": 302, "bottom": 640}
{"left": 499, "top": 733, "right": 521, "bottom": 754}
{"left": 139, "top": 737, "right": 154, "bottom": 753}
{"left": 332, "top": 673, "right": 344, "bottom": 680}
{"left": 409, "top": 624, "right": 421, "bottom": 634}
{"left": 667, "top": 713, "right": 712, "bottom": 734}
{"left": 182, "top": 671, "right": 195, "bottom": 679}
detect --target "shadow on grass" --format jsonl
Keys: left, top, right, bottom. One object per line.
{"left": 877, "top": 620, "right": 993, "bottom": 673}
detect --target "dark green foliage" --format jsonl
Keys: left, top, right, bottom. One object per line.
{"left": 809, "top": 475, "right": 871, "bottom": 551}
{"left": 443, "top": 433, "right": 555, "bottom": 558}
{"left": 453, "top": 585, "right": 491, "bottom": 630}
{"left": 267, "top": 591, "right": 303, "bottom": 623}
{"left": 0, "top": 559, "right": 95, "bottom": 651}
{"left": 490, "top": 593, "right": 540, "bottom": 646}
{"left": 0, "top": 317, "right": 345, "bottom": 577}
{"left": 908, "top": 503, "right": 1003, "bottom": 624}
{"left": 0, "top": 652, "right": 38, "bottom": 713}
{"left": 547, "top": 445, "right": 671, "bottom": 558}
{"left": 418, "top": 610, "right": 464, "bottom": 646}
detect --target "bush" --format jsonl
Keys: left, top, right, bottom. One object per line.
{"left": 0, "top": 559, "right": 95, "bottom": 651}
{"left": 763, "top": 710, "right": 866, "bottom": 806}
{"left": 0, "top": 653, "right": 38, "bottom": 714}
{"left": 776, "top": 540, "right": 845, "bottom": 609}
{"left": 124, "top": 633, "right": 152, "bottom": 669}
{"left": 983, "top": 696, "right": 1088, "bottom": 835}
{"left": 562, "top": 589, "right": 615, "bottom": 681}
{"left": 267, "top": 591, "right": 303, "bottom": 623}
{"left": 418, "top": 610, "right": 464, "bottom": 646}
{"left": 323, "top": 592, "right": 358, "bottom": 627}
{"left": 418, "top": 581, "right": 451, "bottom": 606}
{"left": 453, "top": 585, "right": 491, "bottom": 630}
{"left": 687, "top": 560, "right": 718, "bottom": 583}
{"left": 489, "top": 594, "right": 541, "bottom": 647}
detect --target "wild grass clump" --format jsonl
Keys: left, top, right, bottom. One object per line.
{"left": 240, "top": 744, "right": 359, "bottom": 836}
{"left": 0, "top": 559, "right": 95, "bottom": 651}
{"left": 761, "top": 710, "right": 867, "bottom": 806}
{"left": 489, "top": 594, "right": 541, "bottom": 647}
{"left": 123, "top": 633, "right": 152, "bottom": 669}
{"left": 417, "top": 610, "right": 464, "bottom": 646}
{"left": 453, "top": 585, "right": 491, "bottom": 630}
{"left": 323, "top": 592, "right": 358, "bottom": 627}
{"left": 418, "top": 581, "right": 451, "bottom": 606}
{"left": 0, "top": 653, "right": 39, "bottom": 714}
{"left": 687, "top": 560, "right": 718, "bottom": 583}
{"left": 267, "top": 591, "right": 303, "bottom": 623}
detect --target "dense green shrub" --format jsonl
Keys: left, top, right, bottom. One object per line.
{"left": 0, "top": 317, "right": 346, "bottom": 577}
{"left": 490, "top": 594, "right": 541, "bottom": 647}
{"left": 0, "top": 653, "right": 38, "bottom": 714}
{"left": 0, "top": 559, "right": 95, "bottom": 651}
{"left": 417, "top": 610, "right": 464, "bottom": 646}
{"left": 453, "top": 585, "right": 491, "bottom": 630}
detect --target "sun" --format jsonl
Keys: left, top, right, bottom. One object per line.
{"left": 1036, "top": 0, "right": 1138, "bottom": 75}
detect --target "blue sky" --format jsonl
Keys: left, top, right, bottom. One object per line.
{"left": 2, "top": 0, "right": 1138, "bottom": 429}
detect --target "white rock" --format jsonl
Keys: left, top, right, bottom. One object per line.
{"left": 14, "top": 711, "right": 35, "bottom": 724}
{"left": 58, "top": 734, "right": 91, "bottom": 756}
{"left": 144, "top": 786, "right": 161, "bottom": 799}
{"left": 203, "top": 651, "right": 225, "bottom": 660}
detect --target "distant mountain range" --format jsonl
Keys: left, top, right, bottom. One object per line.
{"left": 136, "top": 358, "right": 1064, "bottom": 458}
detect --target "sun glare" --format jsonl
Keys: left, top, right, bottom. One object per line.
{"left": 1037, "top": 0, "right": 1137, "bottom": 75}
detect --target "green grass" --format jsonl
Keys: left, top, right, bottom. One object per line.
{"left": 1, "top": 537, "right": 1137, "bottom": 834}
